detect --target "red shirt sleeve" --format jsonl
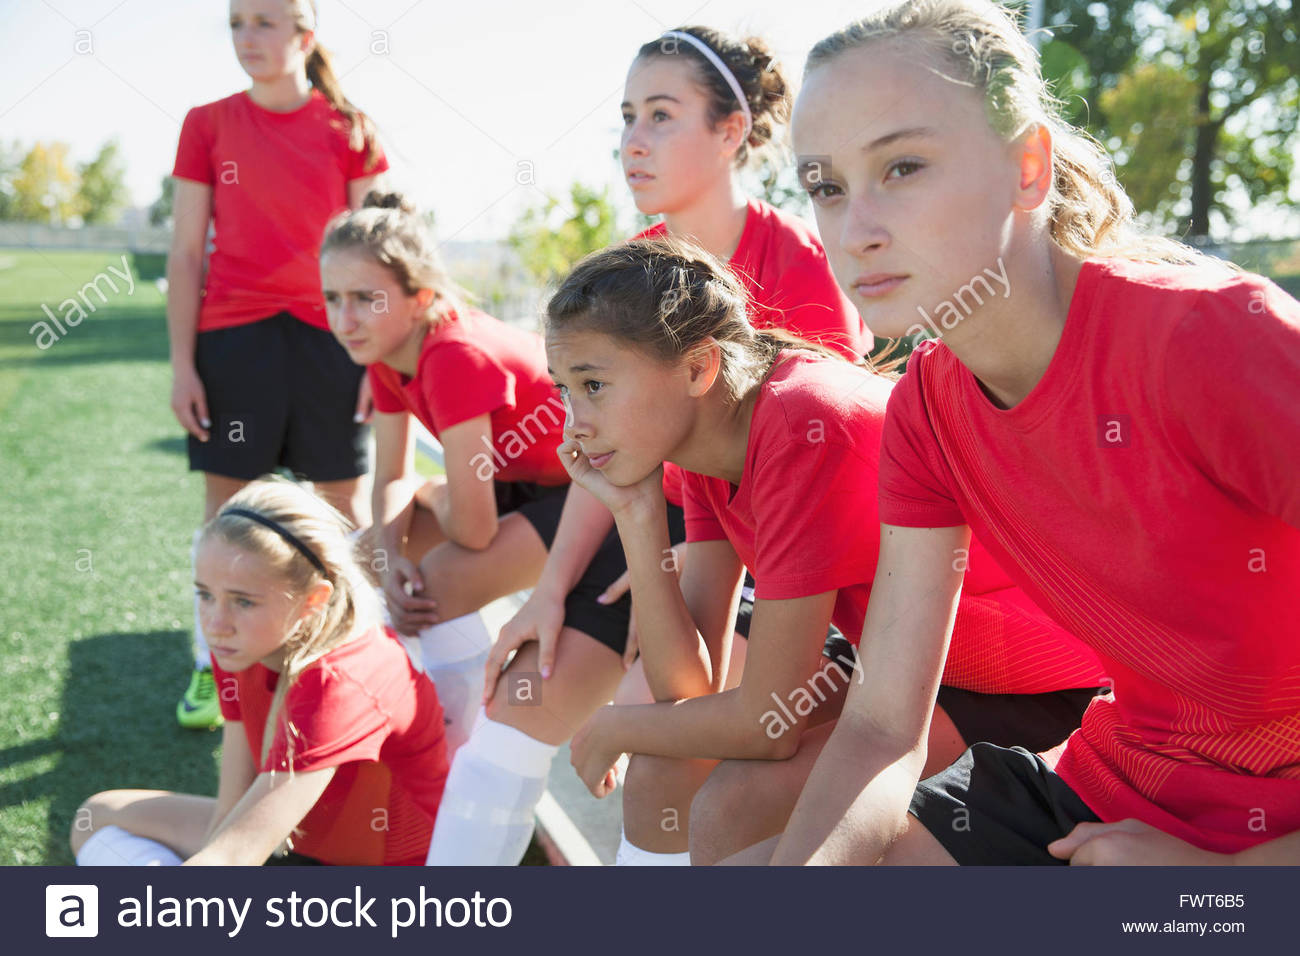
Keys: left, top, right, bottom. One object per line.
{"left": 368, "top": 364, "right": 407, "bottom": 415}
{"left": 172, "top": 106, "right": 214, "bottom": 184}
{"left": 419, "top": 340, "right": 515, "bottom": 431}
{"left": 682, "top": 470, "right": 727, "bottom": 543}
{"left": 878, "top": 350, "right": 967, "bottom": 528}
{"left": 345, "top": 127, "right": 389, "bottom": 180}
{"left": 750, "top": 436, "right": 881, "bottom": 600}
{"left": 264, "top": 661, "right": 392, "bottom": 773}
{"left": 1162, "top": 275, "right": 1300, "bottom": 529}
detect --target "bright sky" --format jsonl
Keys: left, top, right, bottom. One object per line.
{"left": 0, "top": 0, "right": 881, "bottom": 241}
{"left": 1, "top": 0, "right": 1296, "bottom": 242}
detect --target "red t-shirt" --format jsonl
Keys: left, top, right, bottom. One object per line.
{"left": 368, "top": 307, "right": 569, "bottom": 485}
{"left": 213, "top": 625, "right": 447, "bottom": 866}
{"left": 172, "top": 89, "right": 389, "bottom": 332}
{"left": 639, "top": 199, "right": 872, "bottom": 506}
{"left": 878, "top": 257, "right": 1300, "bottom": 854}
{"left": 682, "top": 351, "right": 1107, "bottom": 694}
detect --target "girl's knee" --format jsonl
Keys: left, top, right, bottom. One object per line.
{"left": 68, "top": 791, "right": 120, "bottom": 854}
{"left": 688, "top": 762, "right": 748, "bottom": 865}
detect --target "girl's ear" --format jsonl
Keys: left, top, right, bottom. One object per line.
{"left": 414, "top": 287, "right": 436, "bottom": 316}
{"left": 717, "top": 110, "right": 749, "bottom": 161}
{"left": 685, "top": 339, "right": 723, "bottom": 397}
{"left": 297, "top": 579, "right": 334, "bottom": 620}
{"left": 1013, "top": 123, "right": 1053, "bottom": 212}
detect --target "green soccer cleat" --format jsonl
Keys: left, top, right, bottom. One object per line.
{"left": 176, "top": 666, "right": 223, "bottom": 730}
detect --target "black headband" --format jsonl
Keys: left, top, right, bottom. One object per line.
{"left": 222, "top": 508, "right": 328, "bottom": 576}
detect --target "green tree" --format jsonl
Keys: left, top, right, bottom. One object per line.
{"left": 508, "top": 182, "right": 618, "bottom": 284}
{"left": 11, "top": 141, "right": 79, "bottom": 223}
{"left": 76, "top": 139, "right": 128, "bottom": 225}
{"left": 148, "top": 175, "right": 173, "bottom": 226}
{"left": 1045, "top": 0, "right": 1299, "bottom": 237}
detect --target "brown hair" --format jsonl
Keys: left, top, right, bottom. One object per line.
{"left": 200, "top": 477, "right": 381, "bottom": 767}
{"left": 320, "top": 190, "right": 468, "bottom": 314}
{"left": 547, "top": 237, "right": 868, "bottom": 405}
{"left": 806, "top": 0, "right": 1211, "bottom": 265}
{"left": 636, "top": 27, "right": 790, "bottom": 168}
{"left": 287, "top": 1, "right": 383, "bottom": 171}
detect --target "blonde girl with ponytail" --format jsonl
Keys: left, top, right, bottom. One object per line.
{"left": 769, "top": 0, "right": 1300, "bottom": 866}
{"left": 71, "top": 479, "right": 449, "bottom": 866}
{"left": 167, "top": 0, "right": 388, "bottom": 731}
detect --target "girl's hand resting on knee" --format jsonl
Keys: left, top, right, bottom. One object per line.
{"left": 485, "top": 590, "right": 566, "bottom": 701}
{"left": 384, "top": 556, "right": 439, "bottom": 635}
{"left": 570, "top": 706, "right": 621, "bottom": 798}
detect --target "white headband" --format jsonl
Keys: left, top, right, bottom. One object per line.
{"left": 659, "top": 31, "right": 752, "bottom": 139}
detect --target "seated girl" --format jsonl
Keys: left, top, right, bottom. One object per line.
{"left": 71, "top": 478, "right": 448, "bottom": 865}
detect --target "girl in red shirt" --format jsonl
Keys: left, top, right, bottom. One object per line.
{"left": 319, "top": 192, "right": 578, "bottom": 771}
{"left": 71, "top": 479, "right": 448, "bottom": 866}
{"left": 772, "top": 0, "right": 1300, "bottom": 866}
{"left": 168, "top": 0, "right": 387, "bottom": 730}
{"left": 444, "top": 26, "right": 872, "bottom": 866}
{"left": 549, "top": 237, "right": 1108, "bottom": 865}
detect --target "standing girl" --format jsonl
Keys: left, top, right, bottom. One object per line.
{"left": 774, "top": 0, "right": 1300, "bottom": 866}
{"left": 550, "top": 237, "right": 1109, "bottom": 865}
{"left": 71, "top": 480, "right": 448, "bottom": 866}
{"left": 319, "top": 192, "right": 579, "bottom": 763}
{"left": 169, "top": 0, "right": 387, "bottom": 729}
{"left": 442, "top": 25, "right": 872, "bottom": 866}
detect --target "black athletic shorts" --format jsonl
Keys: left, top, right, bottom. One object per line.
{"left": 908, "top": 742, "right": 1102, "bottom": 865}
{"left": 189, "top": 312, "right": 368, "bottom": 482}
{"left": 502, "top": 483, "right": 687, "bottom": 655}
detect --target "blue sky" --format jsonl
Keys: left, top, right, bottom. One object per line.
{"left": 1, "top": 0, "right": 1296, "bottom": 242}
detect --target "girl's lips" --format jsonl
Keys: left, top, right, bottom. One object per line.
{"left": 587, "top": 451, "right": 615, "bottom": 469}
{"left": 209, "top": 645, "right": 237, "bottom": 658}
{"left": 853, "top": 275, "right": 907, "bottom": 298}
{"left": 626, "top": 172, "right": 654, "bottom": 188}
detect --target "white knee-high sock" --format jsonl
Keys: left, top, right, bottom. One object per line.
{"left": 190, "top": 530, "right": 210, "bottom": 669}
{"left": 426, "top": 707, "right": 558, "bottom": 866}
{"left": 77, "top": 825, "right": 183, "bottom": 866}
{"left": 616, "top": 828, "right": 691, "bottom": 866}
{"left": 419, "top": 613, "right": 492, "bottom": 757}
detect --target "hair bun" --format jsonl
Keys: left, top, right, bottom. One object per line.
{"left": 363, "top": 190, "right": 416, "bottom": 214}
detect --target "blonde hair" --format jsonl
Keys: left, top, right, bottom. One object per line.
{"left": 321, "top": 190, "right": 469, "bottom": 317}
{"left": 200, "top": 477, "right": 381, "bottom": 766}
{"left": 286, "top": 1, "right": 383, "bottom": 171}
{"left": 806, "top": 0, "right": 1208, "bottom": 265}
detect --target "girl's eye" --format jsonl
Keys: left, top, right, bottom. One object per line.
{"left": 323, "top": 292, "right": 337, "bottom": 303}
{"left": 584, "top": 380, "right": 604, "bottom": 396}
{"left": 235, "top": 597, "right": 255, "bottom": 609}
{"left": 357, "top": 292, "right": 374, "bottom": 303}
{"left": 807, "top": 181, "right": 844, "bottom": 202}
{"left": 621, "top": 113, "right": 634, "bottom": 126}
{"left": 553, "top": 383, "right": 568, "bottom": 397}
{"left": 652, "top": 110, "right": 670, "bottom": 122}
{"left": 195, "top": 589, "right": 211, "bottom": 602}
{"left": 886, "top": 159, "right": 924, "bottom": 180}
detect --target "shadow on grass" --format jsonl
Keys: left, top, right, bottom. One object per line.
{"left": 147, "top": 435, "right": 188, "bottom": 457}
{"left": 0, "top": 308, "right": 168, "bottom": 370}
{"left": 0, "top": 630, "right": 219, "bottom": 864}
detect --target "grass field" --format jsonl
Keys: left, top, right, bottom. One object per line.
{"left": 0, "top": 248, "right": 216, "bottom": 865}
